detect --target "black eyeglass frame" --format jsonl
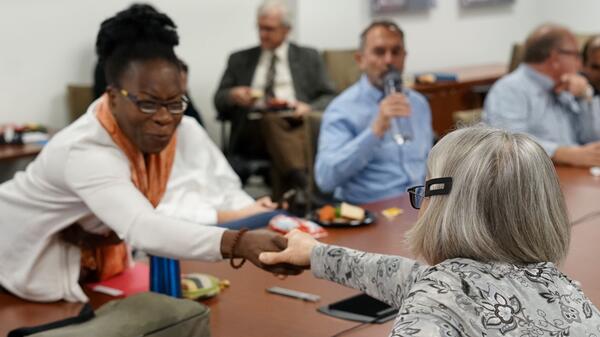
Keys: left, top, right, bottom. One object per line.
{"left": 407, "top": 177, "right": 453, "bottom": 209}
{"left": 118, "top": 88, "right": 189, "bottom": 115}
{"left": 557, "top": 48, "right": 581, "bottom": 59}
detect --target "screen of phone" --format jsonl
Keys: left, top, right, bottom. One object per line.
{"left": 318, "top": 293, "right": 398, "bottom": 323}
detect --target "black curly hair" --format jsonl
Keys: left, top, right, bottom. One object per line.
{"left": 96, "top": 4, "right": 180, "bottom": 86}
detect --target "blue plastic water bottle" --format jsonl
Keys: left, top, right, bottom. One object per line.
{"left": 149, "top": 255, "right": 181, "bottom": 298}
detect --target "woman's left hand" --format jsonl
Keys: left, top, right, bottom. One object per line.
{"left": 255, "top": 196, "right": 277, "bottom": 209}
{"left": 217, "top": 196, "right": 277, "bottom": 223}
{"left": 259, "top": 229, "right": 319, "bottom": 268}
{"left": 241, "top": 196, "right": 277, "bottom": 217}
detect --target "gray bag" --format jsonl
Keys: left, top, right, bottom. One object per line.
{"left": 10, "top": 292, "right": 210, "bottom": 337}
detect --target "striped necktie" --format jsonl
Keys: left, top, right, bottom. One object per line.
{"left": 264, "top": 52, "right": 277, "bottom": 99}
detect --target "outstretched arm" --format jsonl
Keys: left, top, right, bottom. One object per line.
{"left": 260, "top": 230, "right": 426, "bottom": 307}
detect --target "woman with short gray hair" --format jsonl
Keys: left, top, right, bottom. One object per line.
{"left": 260, "top": 126, "right": 600, "bottom": 336}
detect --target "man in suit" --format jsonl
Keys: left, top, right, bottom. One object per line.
{"left": 213, "top": 0, "right": 335, "bottom": 190}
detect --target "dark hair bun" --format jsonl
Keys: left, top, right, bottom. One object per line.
{"left": 96, "top": 3, "right": 179, "bottom": 63}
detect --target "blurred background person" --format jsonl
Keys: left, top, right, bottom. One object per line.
{"left": 315, "top": 21, "right": 432, "bottom": 204}
{"left": 582, "top": 35, "right": 600, "bottom": 95}
{"left": 213, "top": 0, "right": 335, "bottom": 191}
{"left": 484, "top": 24, "right": 600, "bottom": 167}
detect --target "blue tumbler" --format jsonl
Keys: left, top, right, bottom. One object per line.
{"left": 149, "top": 255, "right": 182, "bottom": 298}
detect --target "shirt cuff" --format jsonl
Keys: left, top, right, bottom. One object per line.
{"left": 214, "top": 227, "right": 228, "bottom": 260}
{"left": 310, "top": 243, "right": 330, "bottom": 280}
{"left": 194, "top": 208, "right": 219, "bottom": 226}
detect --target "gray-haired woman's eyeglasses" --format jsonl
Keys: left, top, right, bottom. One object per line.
{"left": 407, "top": 177, "right": 453, "bottom": 209}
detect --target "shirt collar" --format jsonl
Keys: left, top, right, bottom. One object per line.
{"left": 520, "top": 64, "right": 555, "bottom": 92}
{"left": 359, "top": 74, "right": 385, "bottom": 102}
{"left": 263, "top": 41, "right": 289, "bottom": 61}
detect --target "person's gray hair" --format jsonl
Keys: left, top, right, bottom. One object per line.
{"left": 406, "top": 125, "right": 570, "bottom": 265}
{"left": 257, "top": 0, "right": 292, "bottom": 28}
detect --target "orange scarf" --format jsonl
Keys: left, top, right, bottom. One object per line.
{"left": 82, "top": 94, "right": 177, "bottom": 281}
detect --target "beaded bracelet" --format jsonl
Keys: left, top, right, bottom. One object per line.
{"left": 229, "top": 228, "right": 249, "bottom": 269}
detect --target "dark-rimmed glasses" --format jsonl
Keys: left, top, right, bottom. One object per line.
{"left": 119, "top": 89, "right": 189, "bottom": 115}
{"left": 557, "top": 48, "right": 581, "bottom": 59}
{"left": 407, "top": 177, "right": 453, "bottom": 209}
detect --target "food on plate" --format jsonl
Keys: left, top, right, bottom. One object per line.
{"left": 317, "top": 202, "right": 365, "bottom": 223}
{"left": 317, "top": 205, "right": 336, "bottom": 222}
{"left": 340, "top": 202, "right": 365, "bottom": 221}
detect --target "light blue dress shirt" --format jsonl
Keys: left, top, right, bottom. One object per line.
{"left": 483, "top": 64, "right": 600, "bottom": 156}
{"left": 315, "top": 75, "right": 432, "bottom": 204}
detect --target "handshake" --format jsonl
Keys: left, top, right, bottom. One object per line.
{"left": 220, "top": 229, "right": 318, "bottom": 276}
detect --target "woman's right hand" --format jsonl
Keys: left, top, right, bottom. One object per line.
{"left": 221, "top": 229, "right": 304, "bottom": 275}
{"left": 259, "top": 229, "right": 319, "bottom": 268}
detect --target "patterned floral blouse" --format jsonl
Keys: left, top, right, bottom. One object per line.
{"left": 311, "top": 244, "right": 600, "bottom": 337}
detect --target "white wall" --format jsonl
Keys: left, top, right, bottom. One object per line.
{"left": 0, "top": 1, "right": 597, "bottom": 144}
{"left": 538, "top": 0, "right": 600, "bottom": 34}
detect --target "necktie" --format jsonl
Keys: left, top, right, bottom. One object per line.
{"left": 265, "top": 52, "right": 277, "bottom": 100}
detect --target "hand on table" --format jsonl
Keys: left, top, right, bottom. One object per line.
{"left": 555, "top": 142, "right": 600, "bottom": 167}
{"left": 217, "top": 196, "right": 277, "bottom": 223}
{"left": 242, "top": 196, "right": 277, "bottom": 216}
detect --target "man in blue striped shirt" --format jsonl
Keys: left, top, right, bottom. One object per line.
{"left": 315, "top": 21, "right": 432, "bottom": 204}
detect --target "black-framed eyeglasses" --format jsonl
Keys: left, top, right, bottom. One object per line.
{"left": 119, "top": 89, "right": 189, "bottom": 115}
{"left": 557, "top": 48, "right": 581, "bottom": 59}
{"left": 407, "top": 177, "right": 453, "bottom": 209}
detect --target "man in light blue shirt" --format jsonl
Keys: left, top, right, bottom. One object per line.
{"left": 315, "top": 21, "right": 432, "bottom": 204}
{"left": 484, "top": 24, "right": 600, "bottom": 167}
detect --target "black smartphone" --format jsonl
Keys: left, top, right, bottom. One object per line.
{"left": 317, "top": 293, "right": 398, "bottom": 323}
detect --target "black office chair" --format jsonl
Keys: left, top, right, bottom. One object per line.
{"left": 216, "top": 113, "right": 273, "bottom": 188}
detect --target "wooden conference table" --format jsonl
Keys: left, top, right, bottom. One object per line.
{"left": 0, "top": 166, "right": 599, "bottom": 337}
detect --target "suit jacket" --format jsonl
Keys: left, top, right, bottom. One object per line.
{"left": 214, "top": 43, "right": 335, "bottom": 154}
